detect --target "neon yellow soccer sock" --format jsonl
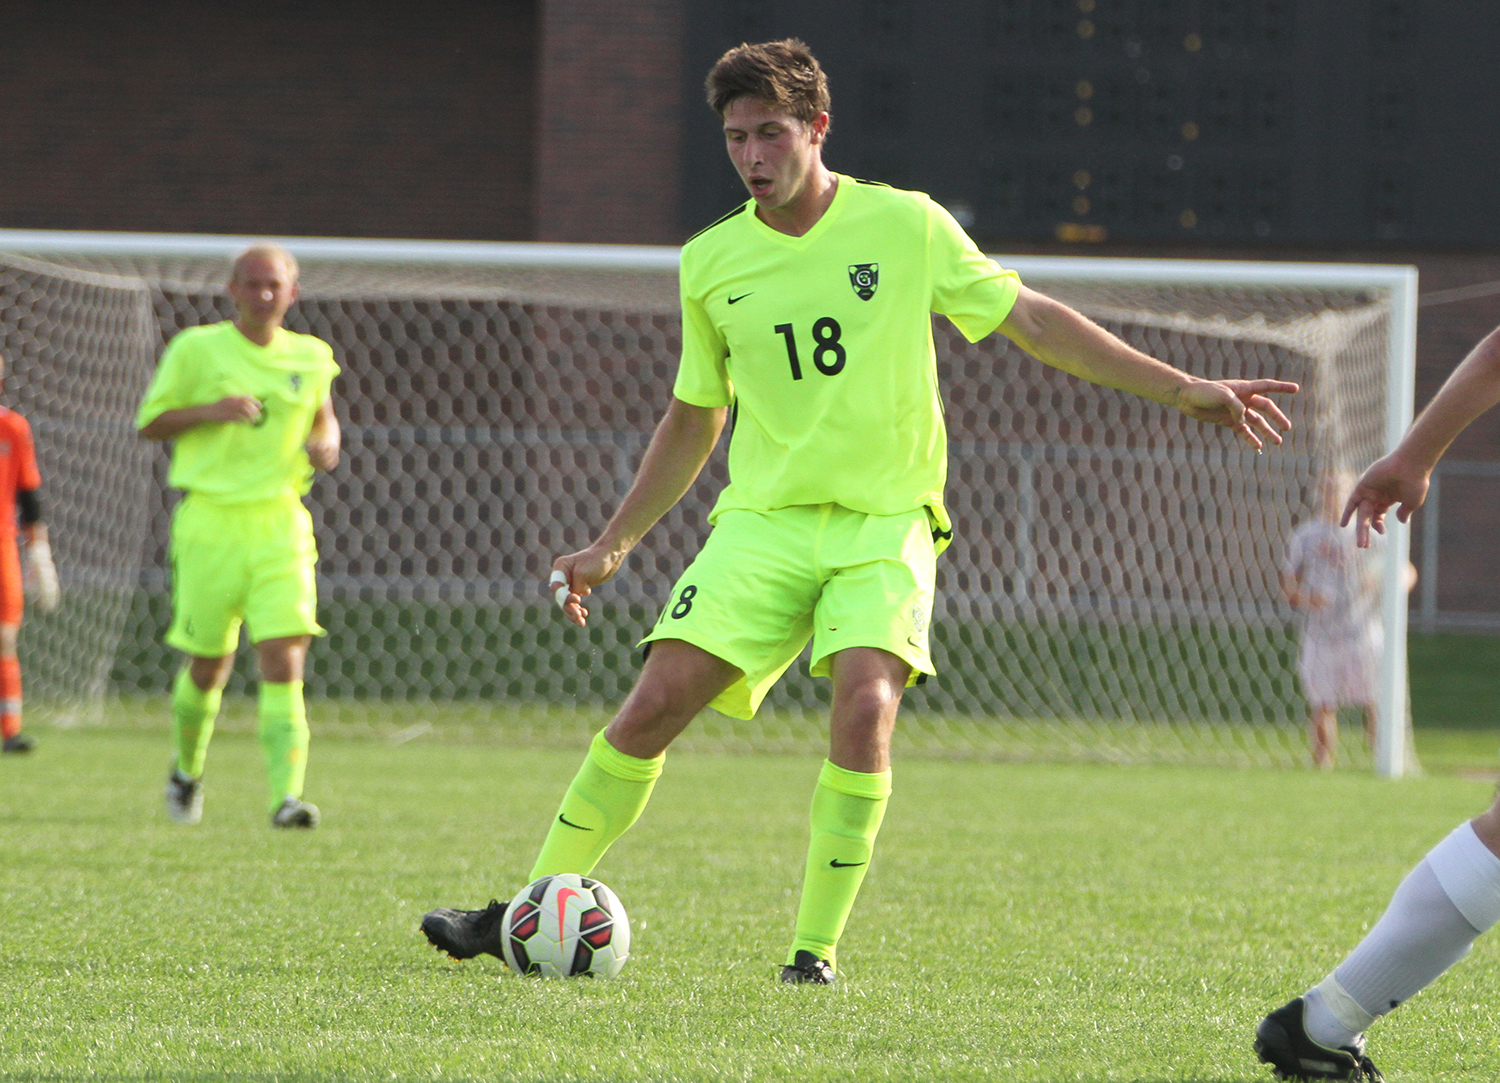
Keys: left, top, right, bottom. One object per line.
{"left": 257, "top": 680, "right": 309, "bottom": 811}
{"left": 787, "top": 760, "right": 892, "bottom": 969}
{"left": 530, "top": 729, "right": 665, "bottom": 879}
{"left": 171, "top": 667, "right": 222, "bottom": 778}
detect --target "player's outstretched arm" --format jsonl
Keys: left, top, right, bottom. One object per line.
{"left": 138, "top": 396, "right": 263, "bottom": 440}
{"left": 305, "top": 396, "right": 340, "bottom": 471}
{"left": 1343, "top": 323, "right": 1500, "bottom": 546}
{"left": 550, "top": 397, "right": 727, "bottom": 628}
{"left": 997, "top": 286, "right": 1298, "bottom": 451}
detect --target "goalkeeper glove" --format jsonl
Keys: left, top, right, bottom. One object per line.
{"left": 26, "top": 539, "right": 59, "bottom": 612}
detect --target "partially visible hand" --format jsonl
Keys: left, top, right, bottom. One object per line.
{"left": 305, "top": 436, "right": 339, "bottom": 471}
{"left": 1174, "top": 378, "right": 1299, "bottom": 450}
{"left": 203, "top": 396, "right": 263, "bottom": 424}
{"left": 1341, "top": 452, "right": 1431, "bottom": 548}
{"left": 26, "top": 540, "right": 59, "bottom": 612}
{"left": 547, "top": 544, "right": 629, "bottom": 628}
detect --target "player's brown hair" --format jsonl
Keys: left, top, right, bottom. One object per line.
{"left": 705, "top": 39, "right": 830, "bottom": 123}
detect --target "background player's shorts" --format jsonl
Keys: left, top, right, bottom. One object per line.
{"left": 167, "top": 495, "right": 323, "bottom": 657}
{"left": 641, "top": 504, "right": 938, "bottom": 719}
{"left": 1298, "top": 624, "right": 1381, "bottom": 709}
{"left": 0, "top": 535, "right": 21, "bottom": 625}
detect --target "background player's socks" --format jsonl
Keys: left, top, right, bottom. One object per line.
{"left": 530, "top": 729, "right": 664, "bottom": 878}
{"left": 0, "top": 655, "right": 21, "bottom": 741}
{"left": 1304, "top": 822, "right": 1500, "bottom": 1049}
{"left": 257, "top": 680, "right": 309, "bottom": 811}
{"left": 171, "top": 667, "right": 222, "bottom": 778}
{"left": 786, "top": 760, "right": 892, "bottom": 970}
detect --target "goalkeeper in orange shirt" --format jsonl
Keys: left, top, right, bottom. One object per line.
{"left": 0, "top": 350, "right": 59, "bottom": 755}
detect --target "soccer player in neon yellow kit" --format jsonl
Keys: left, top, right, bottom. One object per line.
{"left": 137, "top": 245, "right": 340, "bottom": 828}
{"left": 422, "top": 39, "right": 1298, "bottom": 981}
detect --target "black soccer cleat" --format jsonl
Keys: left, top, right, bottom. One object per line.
{"left": 270, "top": 796, "right": 321, "bottom": 829}
{"left": 779, "top": 949, "right": 836, "bottom": 986}
{"left": 421, "top": 899, "right": 508, "bottom": 961}
{"left": 2, "top": 733, "right": 37, "bottom": 754}
{"left": 165, "top": 764, "right": 203, "bottom": 823}
{"left": 1255, "top": 998, "right": 1383, "bottom": 1081}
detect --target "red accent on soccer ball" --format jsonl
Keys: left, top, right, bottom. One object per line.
{"left": 569, "top": 940, "right": 594, "bottom": 976}
{"left": 581, "top": 925, "right": 613, "bottom": 949}
{"left": 578, "top": 907, "right": 608, "bottom": 930}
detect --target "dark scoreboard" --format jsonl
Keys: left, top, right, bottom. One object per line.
{"left": 682, "top": 1, "right": 1500, "bottom": 248}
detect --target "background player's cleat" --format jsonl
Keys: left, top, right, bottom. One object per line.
{"left": 421, "top": 900, "right": 508, "bottom": 960}
{"left": 779, "top": 950, "right": 836, "bottom": 986}
{"left": 2, "top": 733, "right": 37, "bottom": 754}
{"left": 1255, "top": 998, "right": 1383, "bottom": 1081}
{"left": 164, "top": 765, "right": 203, "bottom": 823}
{"left": 271, "top": 796, "right": 320, "bottom": 829}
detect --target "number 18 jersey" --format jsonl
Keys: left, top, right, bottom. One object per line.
{"left": 674, "top": 175, "right": 1021, "bottom": 539}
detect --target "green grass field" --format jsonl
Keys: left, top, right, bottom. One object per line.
{"left": 4, "top": 710, "right": 1500, "bottom": 1082}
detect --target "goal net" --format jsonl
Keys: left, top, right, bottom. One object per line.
{"left": 0, "top": 253, "right": 158, "bottom": 722}
{"left": 0, "top": 234, "right": 1417, "bottom": 773}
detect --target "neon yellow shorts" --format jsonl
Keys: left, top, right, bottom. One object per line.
{"left": 641, "top": 504, "right": 938, "bottom": 719}
{"left": 167, "top": 495, "right": 324, "bottom": 658}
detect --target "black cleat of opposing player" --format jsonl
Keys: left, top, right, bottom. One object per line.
{"left": 2, "top": 733, "right": 37, "bottom": 753}
{"left": 421, "top": 899, "right": 508, "bottom": 961}
{"left": 1255, "top": 998, "right": 1383, "bottom": 1082}
{"left": 779, "top": 949, "right": 836, "bottom": 986}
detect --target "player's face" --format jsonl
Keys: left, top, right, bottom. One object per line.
{"left": 722, "top": 97, "right": 828, "bottom": 213}
{"left": 229, "top": 255, "right": 299, "bottom": 327}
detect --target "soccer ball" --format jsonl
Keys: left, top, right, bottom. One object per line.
{"left": 500, "top": 873, "right": 631, "bottom": 978}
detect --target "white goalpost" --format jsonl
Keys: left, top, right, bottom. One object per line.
{"left": 0, "top": 229, "right": 1418, "bottom": 774}
{"left": 1000, "top": 255, "right": 1418, "bottom": 778}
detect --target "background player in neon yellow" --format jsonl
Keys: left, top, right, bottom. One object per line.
{"left": 137, "top": 245, "right": 340, "bottom": 828}
{"left": 422, "top": 40, "right": 1298, "bottom": 981}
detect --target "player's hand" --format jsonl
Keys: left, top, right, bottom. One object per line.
{"left": 1173, "top": 378, "right": 1299, "bottom": 451}
{"left": 26, "top": 539, "right": 59, "bottom": 612}
{"left": 547, "top": 545, "right": 627, "bottom": 629}
{"left": 305, "top": 436, "right": 339, "bottom": 471}
{"left": 1340, "top": 452, "right": 1430, "bottom": 548}
{"left": 203, "top": 396, "right": 263, "bottom": 424}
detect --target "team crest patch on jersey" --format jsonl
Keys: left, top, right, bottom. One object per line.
{"left": 289, "top": 374, "right": 302, "bottom": 391}
{"left": 848, "top": 263, "right": 879, "bottom": 301}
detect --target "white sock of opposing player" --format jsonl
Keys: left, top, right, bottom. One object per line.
{"left": 1303, "top": 822, "right": 1500, "bottom": 1050}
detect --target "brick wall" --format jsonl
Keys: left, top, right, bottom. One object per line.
{"left": 0, "top": 1, "right": 537, "bottom": 240}
{"left": 532, "top": 0, "right": 684, "bottom": 244}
